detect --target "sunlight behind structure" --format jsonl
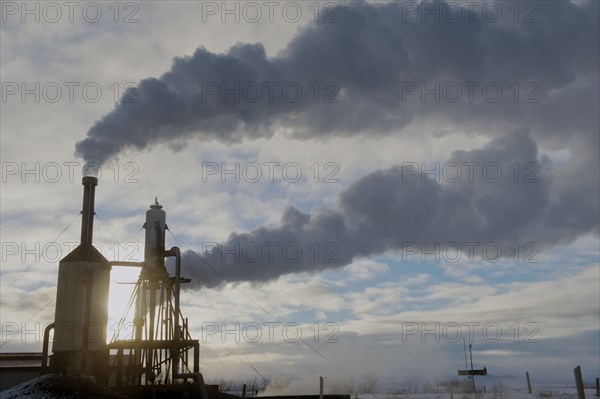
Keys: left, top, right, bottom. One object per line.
{"left": 107, "top": 266, "right": 141, "bottom": 343}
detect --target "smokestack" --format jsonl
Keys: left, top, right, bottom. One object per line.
{"left": 51, "top": 171, "right": 110, "bottom": 383}
{"left": 80, "top": 176, "right": 98, "bottom": 246}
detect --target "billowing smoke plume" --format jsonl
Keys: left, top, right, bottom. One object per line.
{"left": 174, "top": 132, "right": 599, "bottom": 288}
{"left": 73, "top": 0, "right": 598, "bottom": 287}
{"left": 75, "top": 0, "right": 598, "bottom": 165}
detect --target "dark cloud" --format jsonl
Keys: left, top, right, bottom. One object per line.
{"left": 173, "top": 132, "right": 599, "bottom": 288}
{"left": 76, "top": 0, "right": 599, "bottom": 164}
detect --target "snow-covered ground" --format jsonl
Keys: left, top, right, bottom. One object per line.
{"left": 251, "top": 374, "right": 599, "bottom": 399}
{"left": 2, "top": 373, "right": 598, "bottom": 399}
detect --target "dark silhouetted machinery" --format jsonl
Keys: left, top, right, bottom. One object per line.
{"left": 42, "top": 171, "right": 206, "bottom": 395}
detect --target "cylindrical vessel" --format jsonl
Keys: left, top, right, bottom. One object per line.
{"left": 144, "top": 202, "right": 166, "bottom": 269}
{"left": 52, "top": 251, "right": 110, "bottom": 380}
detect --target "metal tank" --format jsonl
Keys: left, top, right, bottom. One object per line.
{"left": 144, "top": 199, "right": 167, "bottom": 270}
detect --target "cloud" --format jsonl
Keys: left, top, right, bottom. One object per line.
{"left": 75, "top": 0, "right": 599, "bottom": 165}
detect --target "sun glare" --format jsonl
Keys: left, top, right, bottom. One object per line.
{"left": 107, "top": 266, "right": 142, "bottom": 343}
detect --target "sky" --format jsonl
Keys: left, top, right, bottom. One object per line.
{"left": 0, "top": 0, "right": 599, "bottom": 390}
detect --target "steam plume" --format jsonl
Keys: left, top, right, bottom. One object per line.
{"left": 76, "top": 0, "right": 598, "bottom": 165}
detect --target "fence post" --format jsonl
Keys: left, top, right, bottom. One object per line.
{"left": 320, "top": 376, "right": 324, "bottom": 399}
{"left": 574, "top": 366, "right": 585, "bottom": 399}
{"left": 526, "top": 371, "right": 532, "bottom": 394}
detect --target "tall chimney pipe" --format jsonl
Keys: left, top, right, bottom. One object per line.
{"left": 80, "top": 176, "right": 98, "bottom": 246}
{"left": 52, "top": 173, "right": 109, "bottom": 383}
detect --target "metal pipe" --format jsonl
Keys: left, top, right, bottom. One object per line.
{"left": 80, "top": 176, "right": 98, "bottom": 246}
{"left": 163, "top": 247, "right": 207, "bottom": 397}
{"left": 164, "top": 246, "right": 185, "bottom": 388}
{"left": 193, "top": 342, "right": 199, "bottom": 373}
{"left": 165, "top": 247, "right": 181, "bottom": 341}
{"left": 108, "top": 261, "right": 145, "bottom": 267}
{"left": 41, "top": 323, "right": 55, "bottom": 375}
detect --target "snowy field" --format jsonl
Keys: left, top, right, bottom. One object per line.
{"left": 2, "top": 373, "right": 598, "bottom": 399}
{"left": 251, "top": 374, "right": 599, "bottom": 399}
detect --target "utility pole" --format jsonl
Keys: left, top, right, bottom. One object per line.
{"left": 463, "top": 338, "right": 469, "bottom": 381}
{"left": 469, "top": 344, "right": 475, "bottom": 390}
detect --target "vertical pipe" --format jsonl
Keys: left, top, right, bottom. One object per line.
{"left": 160, "top": 285, "right": 165, "bottom": 341}
{"left": 140, "top": 281, "right": 147, "bottom": 386}
{"left": 526, "top": 371, "right": 532, "bottom": 394}
{"left": 80, "top": 176, "right": 98, "bottom": 247}
{"left": 574, "top": 366, "right": 585, "bottom": 399}
{"left": 166, "top": 247, "right": 182, "bottom": 380}
{"left": 193, "top": 342, "right": 199, "bottom": 373}
{"left": 242, "top": 384, "right": 247, "bottom": 399}
{"left": 172, "top": 247, "right": 181, "bottom": 341}
{"left": 41, "top": 323, "right": 55, "bottom": 375}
